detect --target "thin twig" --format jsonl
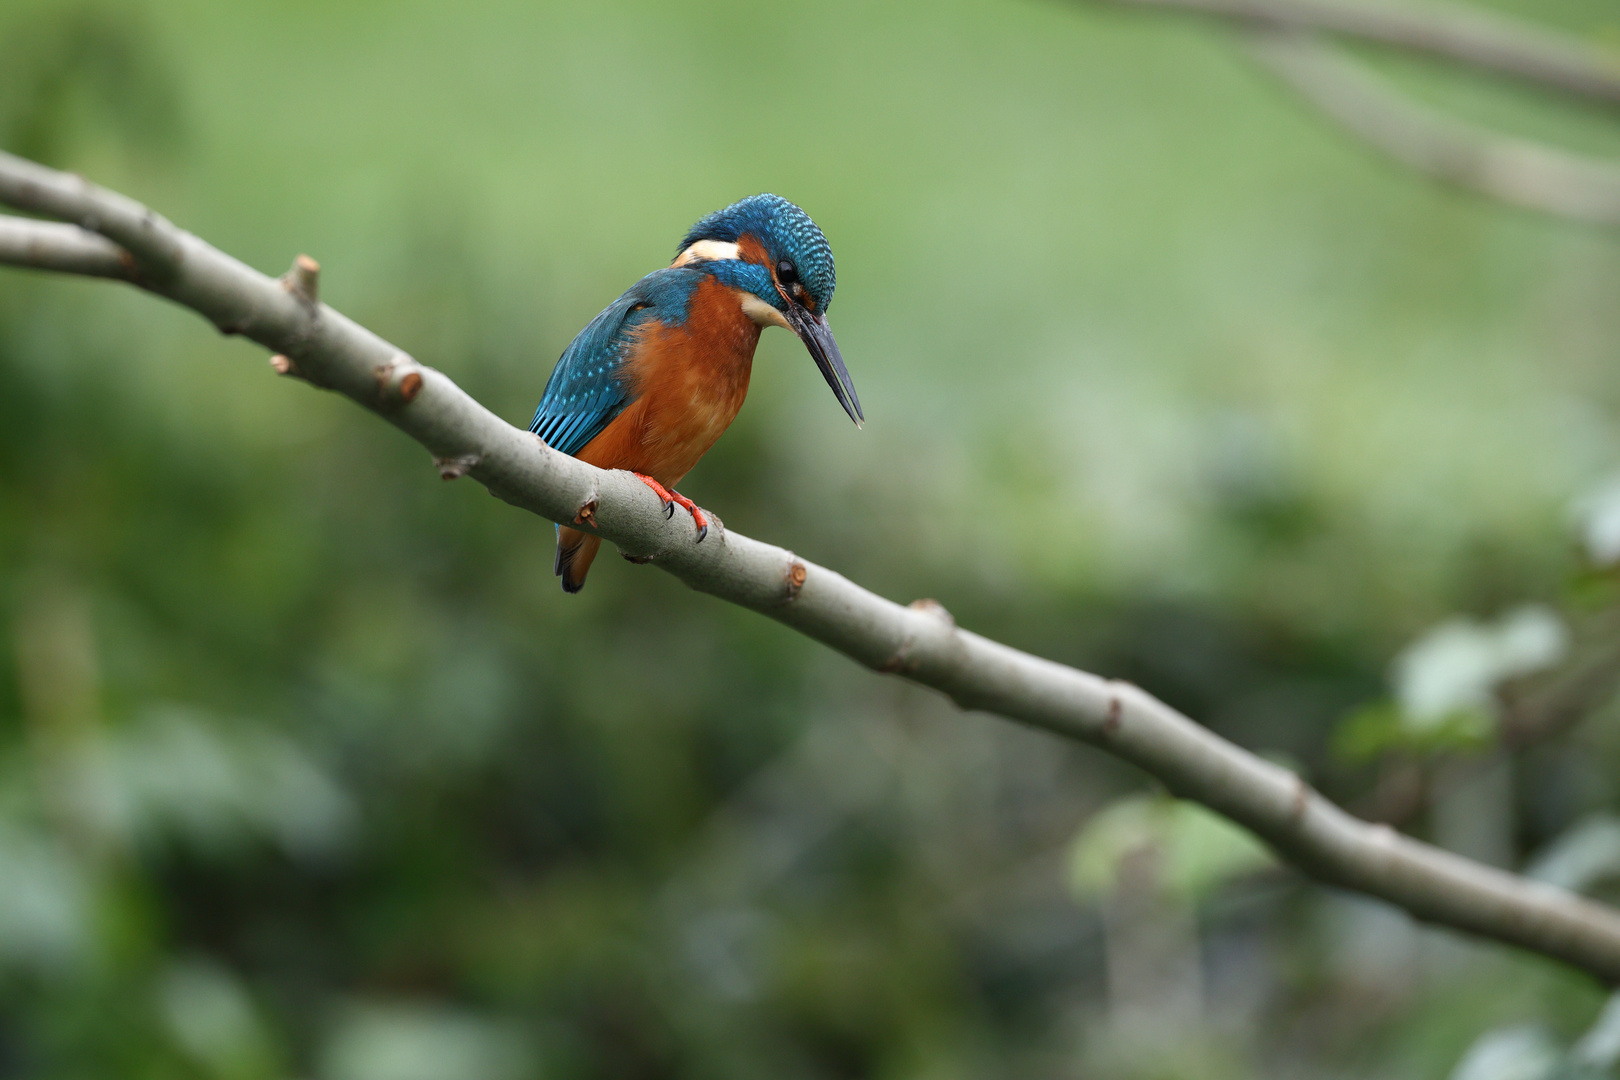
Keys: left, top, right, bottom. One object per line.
{"left": 1087, "top": 0, "right": 1620, "bottom": 106}
{"left": 1245, "top": 31, "right": 1620, "bottom": 226}
{"left": 3, "top": 149, "right": 1620, "bottom": 981}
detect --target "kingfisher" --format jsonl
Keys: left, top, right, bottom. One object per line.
{"left": 530, "top": 194, "right": 862, "bottom": 592}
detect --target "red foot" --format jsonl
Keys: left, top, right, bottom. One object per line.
{"left": 634, "top": 473, "right": 709, "bottom": 542}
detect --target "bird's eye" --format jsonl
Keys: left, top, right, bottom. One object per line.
{"left": 777, "top": 259, "right": 797, "bottom": 283}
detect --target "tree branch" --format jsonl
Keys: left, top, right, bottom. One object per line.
{"left": 3, "top": 149, "right": 1619, "bottom": 981}
{"left": 1244, "top": 32, "right": 1620, "bottom": 227}
{"left": 1086, "top": 0, "right": 1620, "bottom": 106}
{"left": 0, "top": 215, "right": 140, "bottom": 281}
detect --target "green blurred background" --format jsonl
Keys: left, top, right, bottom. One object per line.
{"left": 5, "top": 0, "right": 1620, "bottom": 1077}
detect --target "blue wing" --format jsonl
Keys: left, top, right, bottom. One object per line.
{"left": 529, "top": 268, "right": 700, "bottom": 458}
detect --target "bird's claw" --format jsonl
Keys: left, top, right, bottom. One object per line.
{"left": 681, "top": 501, "right": 709, "bottom": 541}
{"left": 633, "top": 473, "right": 708, "bottom": 541}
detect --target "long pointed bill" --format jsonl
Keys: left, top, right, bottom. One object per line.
{"left": 785, "top": 305, "right": 864, "bottom": 428}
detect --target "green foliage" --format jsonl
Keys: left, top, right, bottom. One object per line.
{"left": 1450, "top": 992, "right": 1620, "bottom": 1080}
{"left": 0, "top": 5, "right": 184, "bottom": 167}
{"left": 1334, "top": 699, "right": 1497, "bottom": 761}
{"left": 1067, "top": 794, "right": 1275, "bottom": 902}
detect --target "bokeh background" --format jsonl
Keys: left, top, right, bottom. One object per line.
{"left": 5, "top": 0, "right": 1620, "bottom": 1077}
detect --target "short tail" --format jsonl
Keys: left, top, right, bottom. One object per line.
{"left": 555, "top": 525, "right": 602, "bottom": 593}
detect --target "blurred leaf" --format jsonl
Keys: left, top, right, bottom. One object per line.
{"left": 1394, "top": 607, "right": 1568, "bottom": 728}
{"left": 1333, "top": 700, "right": 1494, "bottom": 763}
{"left": 1338, "top": 606, "right": 1573, "bottom": 762}
{"left": 0, "top": 822, "right": 92, "bottom": 974}
{"left": 1451, "top": 1026, "right": 1561, "bottom": 1080}
{"left": 319, "top": 1003, "right": 535, "bottom": 1080}
{"left": 1067, "top": 793, "right": 1274, "bottom": 902}
{"left": 1567, "top": 992, "right": 1620, "bottom": 1078}
{"left": 158, "top": 957, "right": 276, "bottom": 1080}
{"left": 1527, "top": 815, "right": 1620, "bottom": 895}
{"left": 1576, "top": 477, "right": 1620, "bottom": 568}
{"left": 100, "top": 707, "right": 358, "bottom": 862}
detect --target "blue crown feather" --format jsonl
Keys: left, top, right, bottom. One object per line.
{"left": 680, "top": 194, "right": 836, "bottom": 314}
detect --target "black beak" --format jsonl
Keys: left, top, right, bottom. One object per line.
{"left": 785, "top": 304, "right": 863, "bottom": 428}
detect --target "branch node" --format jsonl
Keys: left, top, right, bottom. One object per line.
{"left": 879, "top": 600, "right": 958, "bottom": 673}
{"left": 1291, "top": 775, "right": 1312, "bottom": 824}
{"left": 878, "top": 642, "right": 914, "bottom": 675}
{"left": 373, "top": 354, "right": 426, "bottom": 408}
{"left": 1103, "top": 695, "right": 1123, "bottom": 733}
{"left": 268, "top": 353, "right": 306, "bottom": 380}
{"left": 621, "top": 552, "right": 656, "bottom": 564}
{"left": 434, "top": 453, "right": 481, "bottom": 481}
{"left": 574, "top": 492, "right": 599, "bottom": 526}
{"left": 281, "top": 253, "right": 320, "bottom": 305}
{"left": 908, "top": 597, "right": 955, "bottom": 626}
{"left": 784, "top": 557, "right": 808, "bottom": 601}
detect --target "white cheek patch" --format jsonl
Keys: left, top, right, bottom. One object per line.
{"left": 672, "top": 240, "right": 742, "bottom": 267}
{"left": 739, "top": 292, "right": 792, "bottom": 330}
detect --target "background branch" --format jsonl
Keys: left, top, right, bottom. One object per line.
{"left": 1245, "top": 31, "right": 1620, "bottom": 227}
{"left": 1086, "top": 0, "right": 1620, "bottom": 105}
{"left": 4, "top": 149, "right": 1620, "bottom": 981}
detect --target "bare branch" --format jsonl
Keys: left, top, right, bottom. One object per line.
{"left": 3, "top": 149, "right": 1620, "bottom": 980}
{"left": 1081, "top": 1, "right": 1620, "bottom": 227}
{"left": 0, "top": 156, "right": 184, "bottom": 279}
{"left": 1244, "top": 32, "right": 1620, "bottom": 226}
{"left": 0, "top": 215, "right": 138, "bottom": 281}
{"left": 1088, "top": 0, "right": 1620, "bottom": 105}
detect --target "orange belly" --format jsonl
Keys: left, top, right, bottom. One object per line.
{"left": 575, "top": 277, "right": 761, "bottom": 487}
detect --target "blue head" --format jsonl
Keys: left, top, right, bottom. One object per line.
{"left": 681, "top": 194, "right": 836, "bottom": 315}
{"left": 675, "top": 194, "right": 861, "bottom": 426}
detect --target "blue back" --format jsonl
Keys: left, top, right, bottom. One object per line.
{"left": 529, "top": 268, "right": 701, "bottom": 457}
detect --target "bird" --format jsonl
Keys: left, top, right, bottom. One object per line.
{"left": 529, "top": 194, "right": 863, "bottom": 592}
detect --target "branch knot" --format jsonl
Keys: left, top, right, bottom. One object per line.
{"left": 281, "top": 254, "right": 320, "bottom": 305}
{"left": 879, "top": 600, "right": 956, "bottom": 674}
{"left": 269, "top": 354, "right": 306, "bottom": 380}
{"left": 433, "top": 453, "right": 481, "bottom": 481}
{"left": 373, "top": 354, "right": 425, "bottom": 408}
{"left": 783, "top": 556, "right": 808, "bottom": 602}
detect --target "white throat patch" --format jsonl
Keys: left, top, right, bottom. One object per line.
{"left": 739, "top": 291, "right": 792, "bottom": 330}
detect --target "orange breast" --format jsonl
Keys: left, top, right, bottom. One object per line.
{"left": 575, "top": 277, "right": 762, "bottom": 487}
